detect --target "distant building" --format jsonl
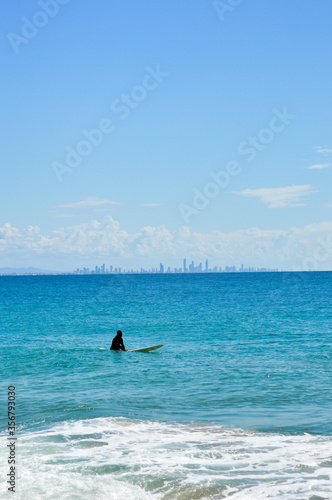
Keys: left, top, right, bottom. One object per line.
{"left": 71, "top": 260, "right": 279, "bottom": 276}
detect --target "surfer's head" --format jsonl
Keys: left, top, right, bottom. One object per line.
{"left": 116, "top": 330, "right": 123, "bottom": 337}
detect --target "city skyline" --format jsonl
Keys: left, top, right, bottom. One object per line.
{"left": 71, "top": 259, "right": 279, "bottom": 275}
{"left": 0, "top": 258, "right": 281, "bottom": 276}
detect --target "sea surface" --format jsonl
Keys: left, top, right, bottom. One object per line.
{"left": 0, "top": 272, "right": 332, "bottom": 499}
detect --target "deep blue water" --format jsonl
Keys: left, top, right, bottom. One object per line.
{"left": 1, "top": 272, "right": 331, "bottom": 499}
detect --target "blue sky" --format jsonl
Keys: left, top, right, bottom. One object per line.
{"left": 1, "top": 0, "right": 332, "bottom": 270}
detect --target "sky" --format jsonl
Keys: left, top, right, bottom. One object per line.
{"left": 1, "top": 0, "right": 332, "bottom": 271}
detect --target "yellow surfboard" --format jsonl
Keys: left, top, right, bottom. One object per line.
{"left": 127, "top": 344, "right": 163, "bottom": 353}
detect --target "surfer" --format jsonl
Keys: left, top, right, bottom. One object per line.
{"left": 110, "top": 330, "right": 126, "bottom": 351}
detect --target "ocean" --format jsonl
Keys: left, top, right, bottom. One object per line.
{"left": 0, "top": 272, "right": 331, "bottom": 499}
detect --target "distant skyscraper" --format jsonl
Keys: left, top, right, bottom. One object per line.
{"left": 160, "top": 263, "right": 164, "bottom": 273}
{"left": 183, "top": 258, "right": 187, "bottom": 273}
{"left": 205, "top": 259, "right": 208, "bottom": 272}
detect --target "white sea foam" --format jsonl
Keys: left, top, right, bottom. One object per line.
{"left": 1, "top": 417, "right": 332, "bottom": 499}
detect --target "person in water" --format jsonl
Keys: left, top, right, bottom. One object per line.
{"left": 110, "top": 330, "right": 126, "bottom": 351}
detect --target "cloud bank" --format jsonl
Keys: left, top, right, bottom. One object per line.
{"left": 1, "top": 217, "right": 332, "bottom": 271}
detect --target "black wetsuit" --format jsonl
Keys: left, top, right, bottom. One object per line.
{"left": 110, "top": 336, "right": 126, "bottom": 351}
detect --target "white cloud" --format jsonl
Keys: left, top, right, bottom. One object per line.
{"left": 141, "top": 203, "right": 163, "bottom": 208}
{"left": 306, "top": 163, "right": 332, "bottom": 170}
{"left": 1, "top": 217, "right": 332, "bottom": 271}
{"left": 56, "top": 196, "right": 120, "bottom": 209}
{"left": 235, "top": 185, "right": 317, "bottom": 208}
{"left": 314, "top": 146, "right": 332, "bottom": 155}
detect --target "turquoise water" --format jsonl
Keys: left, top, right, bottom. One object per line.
{"left": 1, "top": 273, "right": 332, "bottom": 499}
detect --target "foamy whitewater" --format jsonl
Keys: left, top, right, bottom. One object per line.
{"left": 1, "top": 273, "right": 332, "bottom": 499}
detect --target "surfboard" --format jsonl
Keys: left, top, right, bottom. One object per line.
{"left": 127, "top": 344, "right": 163, "bottom": 353}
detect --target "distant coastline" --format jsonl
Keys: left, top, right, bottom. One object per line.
{"left": 0, "top": 267, "right": 60, "bottom": 276}
{"left": 2, "top": 267, "right": 328, "bottom": 276}
{"left": 3, "top": 262, "right": 332, "bottom": 276}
